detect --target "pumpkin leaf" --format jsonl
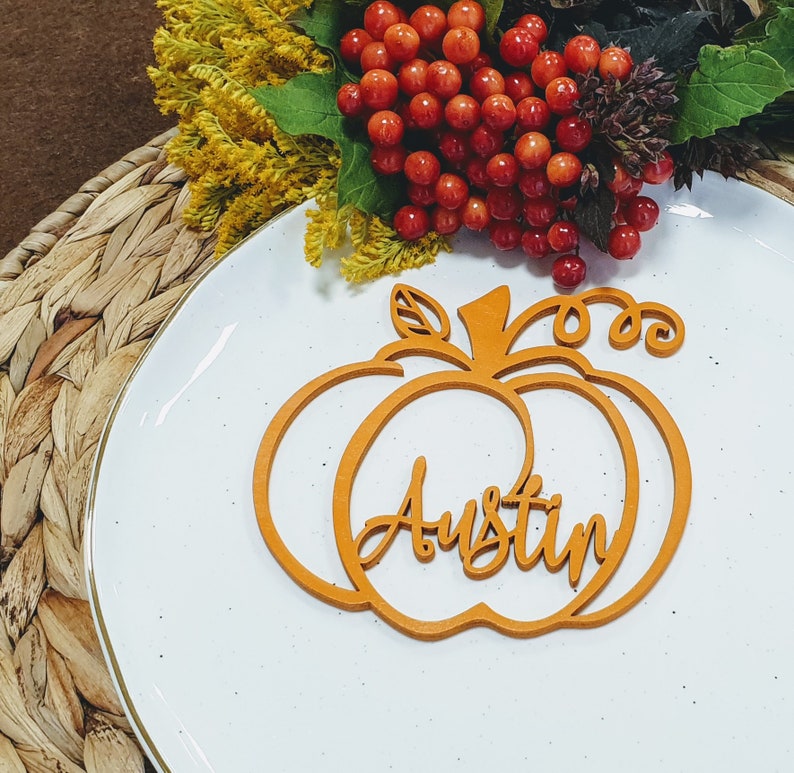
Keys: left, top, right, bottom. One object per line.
{"left": 391, "top": 285, "right": 451, "bottom": 340}
{"left": 251, "top": 71, "right": 402, "bottom": 216}
{"left": 669, "top": 44, "right": 789, "bottom": 143}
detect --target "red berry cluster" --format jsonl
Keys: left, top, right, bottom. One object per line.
{"left": 335, "top": 0, "right": 673, "bottom": 288}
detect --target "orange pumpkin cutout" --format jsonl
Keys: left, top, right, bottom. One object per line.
{"left": 252, "top": 285, "right": 691, "bottom": 640}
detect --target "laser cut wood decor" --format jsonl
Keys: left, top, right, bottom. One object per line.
{"left": 252, "top": 285, "right": 691, "bottom": 640}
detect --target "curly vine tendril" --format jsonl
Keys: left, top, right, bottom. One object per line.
{"left": 507, "top": 287, "right": 684, "bottom": 359}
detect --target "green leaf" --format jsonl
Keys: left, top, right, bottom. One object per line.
{"left": 670, "top": 45, "right": 789, "bottom": 143}
{"left": 574, "top": 185, "right": 615, "bottom": 254}
{"left": 251, "top": 71, "right": 402, "bottom": 216}
{"left": 694, "top": 0, "right": 735, "bottom": 37}
{"left": 599, "top": 12, "right": 711, "bottom": 72}
{"left": 736, "top": 0, "right": 794, "bottom": 41}
{"left": 481, "top": 0, "right": 504, "bottom": 35}
{"left": 734, "top": 14, "right": 770, "bottom": 42}
{"left": 292, "top": 0, "right": 361, "bottom": 81}
{"left": 293, "top": 0, "right": 356, "bottom": 53}
{"left": 749, "top": 7, "right": 794, "bottom": 86}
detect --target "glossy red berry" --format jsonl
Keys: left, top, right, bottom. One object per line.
{"left": 514, "top": 131, "right": 552, "bottom": 170}
{"left": 367, "top": 109, "right": 404, "bottom": 147}
{"left": 521, "top": 227, "right": 551, "bottom": 258}
{"left": 464, "top": 156, "right": 490, "bottom": 187}
{"left": 546, "top": 220, "right": 580, "bottom": 252}
{"left": 563, "top": 35, "right": 601, "bottom": 74}
{"left": 516, "top": 14, "right": 548, "bottom": 42}
{"left": 407, "top": 182, "right": 436, "bottom": 207}
{"left": 486, "top": 186, "right": 522, "bottom": 220}
{"left": 518, "top": 168, "right": 551, "bottom": 199}
{"left": 409, "top": 91, "right": 443, "bottom": 128}
{"left": 340, "top": 29, "right": 374, "bottom": 66}
{"left": 460, "top": 195, "right": 491, "bottom": 230}
{"left": 613, "top": 174, "right": 643, "bottom": 201}
{"left": 383, "top": 23, "right": 421, "bottom": 62}
{"left": 404, "top": 150, "right": 441, "bottom": 186}
{"left": 607, "top": 224, "right": 641, "bottom": 259}
{"left": 555, "top": 116, "right": 593, "bottom": 152}
{"left": 599, "top": 46, "right": 633, "bottom": 81}
{"left": 442, "top": 26, "right": 481, "bottom": 64}
{"left": 489, "top": 219, "right": 523, "bottom": 250}
{"left": 486, "top": 152, "right": 520, "bottom": 187}
{"left": 369, "top": 144, "right": 407, "bottom": 174}
{"left": 426, "top": 59, "right": 463, "bottom": 99}
{"left": 551, "top": 254, "right": 587, "bottom": 288}
{"left": 469, "top": 67, "right": 505, "bottom": 102}
{"left": 435, "top": 172, "right": 469, "bottom": 209}
{"left": 641, "top": 151, "right": 674, "bottom": 184}
{"left": 499, "top": 26, "right": 539, "bottom": 68}
{"left": 336, "top": 83, "right": 365, "bottom": 117}
{"left": 546, "top": 151, "right": 582, "bottom": 188}
{"left": 625, "top": 196, "right": 660, "bottom": 231}
{"left": 438, "top": 130, "right": 471, "bottom": 163}
{"left": 481, "top": 93, "right": 516, "bottom": 131}
{"left": 359, "top": 68, "right": 399, "bottom": 109}
{"left": 397, "top": 59, "right": 429, "bottom": 96}
{"left": 447, "top": 0, "right": 486, "bottom": 33}
{"left": 605, "top": 161, "right": 637, "bottom": 194}
{"left": 522, "top": 195, "right": 558, "bottom": 228}
{"left": 431, "top": 206, "right": 462, "bottom": 235}
{"left": 394, "top": 204, "right": 431, "bottom": 240}
{"left": 531, "top": 50, "right": 567, "bottom": 89}
{"left": 360, "top": 41, "right": 396, "bottom": 72}
{"left": 545, "top": 76, "right": 579, "bottom": 115}
{"left": 469, "top": 124, "right": 504, "bottom": 158}
{"left": 444, "top": 94, "right": 481, "bottom": 130}
{"left": 515, "top": 96, "right": 551, "bottom": 131}
{"left": 503, "top": 71, "right": 534, "bottom": 102}
{"left": 364, "top": 1, "right": 403, "bottom": 40}
{"left": 409, "top": 5, "right": 448, "bottom": 45}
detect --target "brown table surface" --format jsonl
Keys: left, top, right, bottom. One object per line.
{"left": 0, "top": 1, "right": 174, "bottom": 257}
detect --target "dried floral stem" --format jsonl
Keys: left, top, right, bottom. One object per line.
{"left": 577, "top": 58, "right": 678, "bottom": 177}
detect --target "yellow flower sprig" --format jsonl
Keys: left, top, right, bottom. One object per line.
{"left": 150, "top": 0, "right": 445, "bottom": 280}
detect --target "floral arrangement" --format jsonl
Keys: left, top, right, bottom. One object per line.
{"left": 149, "top": 0, "right": 793, "bottom": 283}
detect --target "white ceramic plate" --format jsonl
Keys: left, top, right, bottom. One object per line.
{"left": 87, "top": 175, "right": 794, "bottom": 772}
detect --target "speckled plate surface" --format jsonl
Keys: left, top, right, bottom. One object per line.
{"left": 87, "top": 175, "right": 793, "bottom": 771}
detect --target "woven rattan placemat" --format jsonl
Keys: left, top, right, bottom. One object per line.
{"left": 0, "top": 127, "right": 791, "bottom": 771}
{"left": 0, "top": 128, "right": 217, "bottom": 771}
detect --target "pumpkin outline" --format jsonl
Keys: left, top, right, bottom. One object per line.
{"left": 252, "top": 285, "right": 691, "bottom": 640}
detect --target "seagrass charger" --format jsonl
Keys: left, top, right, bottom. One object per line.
{"left": 0, "top": 127, "right": 217, "bottom": 771}
{"left": 0, "top": 120, "right": 792, "bottom": 771}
